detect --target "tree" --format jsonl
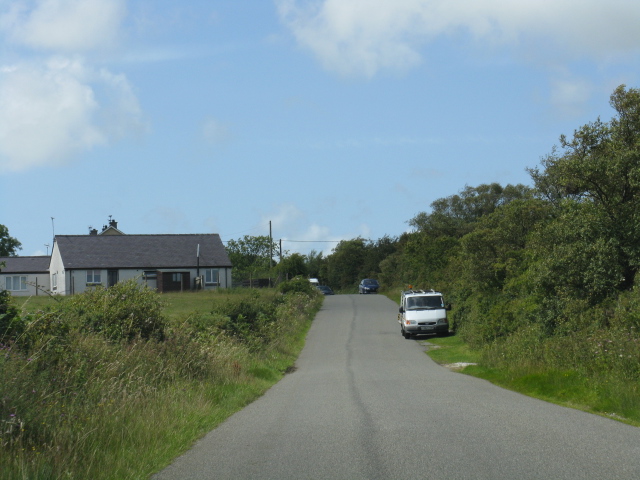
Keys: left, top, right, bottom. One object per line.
{"left": 226, "top": 235, "right": 279, "bottom": 283}
{"left": 304, "top": 250, "right": 325, "bottom": 279}
{"left": 325, "top": 238, "right": 367, "bottom": 289}
{"left": 408, "top": 183, "right": 533, "bottom": 239}
{"left": 529, "top": 85, "right": 640, "bottom": 290}
{"left": 0, "top": 224, "right": 21, "bottom": 257}
{"left": 527, "top": 200, "right": 623, "bottom": 303}
{"left": 361, "top": 235, "right": 398, "bottom": 278}
{"left": 276, "top": 253, "right": 308, "bottom": 280}
{"left": 458, "top": 198, "right": 552, "bottom": 293}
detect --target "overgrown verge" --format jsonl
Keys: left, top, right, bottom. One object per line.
{"left": 423, "top": 332, "right": 640, "bottom": 426}
{"left": 383, "top": 287, "right": 640, "bottom": 426}
{"left": 1, "top": 278, "right": 322, "bottom": 479}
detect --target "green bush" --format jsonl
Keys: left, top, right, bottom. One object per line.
{"left": 277, "top": 277, "right": 317, "bottom": 296}
{"left": 212, "top": 290, "right": 281, "bottom": 347}
{"left": 0, "top": 290, "right": 25, "bottom": 342}
{"left": 62, "top": 280, "right": 166, "bottom": 341}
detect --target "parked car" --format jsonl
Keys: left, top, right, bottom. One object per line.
{"left": 316, "top": 285, "right": 334, "bottom": 295}
{"left": 398, "top": 289, "right": 450, "bottom": 339}
{"left": 358, "top": 278, "right": 379, "bottom": 294}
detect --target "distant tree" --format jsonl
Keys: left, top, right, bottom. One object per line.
{"left": 0, "top": 224, "right": 22, "bottom": 257}
{"left": 326, "top": 238, "right": 367, "bottom": 289}
{"left": 361, "top": 235, "right": 398, "bottom": 278}
{"left": 305, "top": 250, "right": 325, "bottom": 279}
{"left": 276, "top": 253, "right": 308, "bottom": 280}
{"left": 409, "top": 183, "right": 533, "bottom": 239}
{"left": 226, "top": 235, "right": 279, "bottom": 283}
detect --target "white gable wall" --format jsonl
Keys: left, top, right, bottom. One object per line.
{"left": 49, "top": 243, "right": 67, "bottom": 295}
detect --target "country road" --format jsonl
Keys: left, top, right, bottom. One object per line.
{"left": 153, "top": 294, "right": 640, "bottom": 479}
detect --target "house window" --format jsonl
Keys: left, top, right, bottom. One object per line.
{"left": 143, "top": 271, "right": 157, "bottom": 279}
{"left": 86, "top": 270, "right": 102, "bottom": 284}
{"left": 205, "top": 269, "right": 219, "bottom": 285}
{"left": 172, "top": 273, "right": 183, "bottom": 283}
{"left": 6, "top": 276, "right": 27, "bottom": 291}
{"left": 52, "top": 273, "right": 57, "bottom": 290}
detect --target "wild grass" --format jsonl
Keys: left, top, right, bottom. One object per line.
{"left": 421, "top": 334, "right": 481, "bottom": 366}
{"left": 384, "top": 288, "right": 640, "bottom": 427}
{"left": 425, "top": 333, "right": 640, "bottom": 426}
{"left": 1, "top": 282, "right": 322, "bottom": 479}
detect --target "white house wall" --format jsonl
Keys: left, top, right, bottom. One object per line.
{"left": 58, "top": 267, "right": 232, "bottom": 295}
{"left": 1, "top": 272, "right": 50, "bottom": 296}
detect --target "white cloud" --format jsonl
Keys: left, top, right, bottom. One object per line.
{"left": 0, "top": 57, "right": 146, "bottom": 172}
{"left": 0, "top": 1, "right": 146, "bottom": 173}
{"left": 1, "top": 0, "right": 126, "bottom": 52}
{"left": 277, "top": 0, "right": 640, "bottom": 77}
{"left": 0, "top": 59, "right": 103, "bottom": 171}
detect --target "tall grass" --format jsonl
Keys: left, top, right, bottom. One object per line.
{"left": 1, "top": 280, "right": 322, "bottom": 479}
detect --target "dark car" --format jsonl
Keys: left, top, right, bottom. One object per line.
{"left": 358, "top": 278, "right": 379, "bottom": 294}
{"left": 316, "top": 285, "right": 334, "bottom": 295}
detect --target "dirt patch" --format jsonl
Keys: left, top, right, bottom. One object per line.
{"left": 442, "top": 362, "right": 477, "bottom": 371}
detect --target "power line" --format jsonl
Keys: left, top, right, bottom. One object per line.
{"left": 281, "top": 240, "right": 342, "bottom": 243}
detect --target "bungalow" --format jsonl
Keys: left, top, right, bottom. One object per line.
{"left": 49, "top": 233, "right": 232, "bottom": 295}
{"left": 0, "top": 256, "right": 51, "bottom": 296}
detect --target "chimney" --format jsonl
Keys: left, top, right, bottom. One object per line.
{"left": 89, "top": 228, "right": 98, "bottom": 236}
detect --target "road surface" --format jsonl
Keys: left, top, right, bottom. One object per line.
{"left": 154, "top": 294, "right": 640, "bottom": 479}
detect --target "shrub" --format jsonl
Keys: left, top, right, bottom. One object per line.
{"left": 62, "top": 280, "right": 166, "bottom": 341}
{"left": 212, "top": 290, "right": 280, "bottom": 347}
{"left": 277, "top": 277, "right": 317, "bottom": 296}
{"left": 0, "top": 290, "right": 24, "bottom": 342}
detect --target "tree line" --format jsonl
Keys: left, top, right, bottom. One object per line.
{"left": 3, "top": 85, "right": 640, "bottom": 368}
{"left": 229, "top": 86, "right": 640, "bottom": 365}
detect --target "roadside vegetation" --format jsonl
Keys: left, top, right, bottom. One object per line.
{"left": 275, "top": 85, "right": 640, "bottom": 425}
{"left": 422, "top": 335, "right": 640, "bottom": 426}
{"left": 1, "top": 278, "right": 321, "bottom": 479}
{"left": 2, "top": 84, "right": 640, "bottom": 478}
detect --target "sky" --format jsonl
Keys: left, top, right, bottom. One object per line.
{"left": 2, "top": 0, "right": 640, "bottom": 258}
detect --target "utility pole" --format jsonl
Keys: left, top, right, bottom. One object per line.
{"left": 269, "top": 221, "right": 273, "bottom": 268}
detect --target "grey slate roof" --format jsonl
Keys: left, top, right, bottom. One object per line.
{"left": 55, "top": 234, "right": 232, "bottom": 270}
{"left": 0, "top": 256, "right": 51, "bottom": 273}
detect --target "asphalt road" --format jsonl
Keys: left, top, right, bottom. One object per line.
{"left": 153, "top": 294, "right": 640, "bottom": 479}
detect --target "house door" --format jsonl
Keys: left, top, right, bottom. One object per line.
{"left": 107, "top": 270, "right": 119, "bottom": 287}
{"left": 159, "top": 272, "right": 189, "bottom": 292}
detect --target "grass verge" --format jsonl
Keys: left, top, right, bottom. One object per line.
{"left": 424, "top": 334, "right": 640, "bottom": 427}
{"left": 2, "top": 286, "right": 321, "bottom": 479}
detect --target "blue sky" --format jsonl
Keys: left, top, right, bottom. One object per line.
{"left": 2, "top": 0, "right": 639, "bottom": 257}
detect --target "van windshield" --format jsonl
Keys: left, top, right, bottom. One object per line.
{"left": 406, "top": 296, "right": 444, "bottom": 310}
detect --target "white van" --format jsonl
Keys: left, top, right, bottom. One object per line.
{"left": 398, "top": 289, "right": 451, "bottom": 339}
